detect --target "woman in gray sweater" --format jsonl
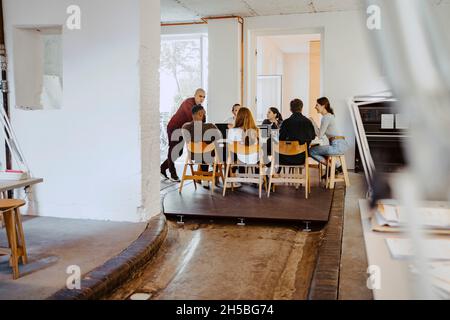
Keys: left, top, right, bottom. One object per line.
{"left": 309, "top": 97, "right": 349, "bottom": 168}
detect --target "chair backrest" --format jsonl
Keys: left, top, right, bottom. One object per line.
{"left": 187, "top": 142, "right": 216, "bottom": 154}
{"left": 228, "top": 141, "right": 259, "bottom": 155}
{"left": 276, "top": 141, "right": 308, "bottom": 156}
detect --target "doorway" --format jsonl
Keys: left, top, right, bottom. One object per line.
{"left": 253, "top": 32, "right": 322, "bottom": 124}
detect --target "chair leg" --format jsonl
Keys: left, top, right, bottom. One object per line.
{"left": 189, "top": 164, "right": 197, "bottom": 190}
{"left": 179, "top": 163, "right": 189, "bottom": 193}
{"left": 326, "top": 157, "right": 331, "bottom": 189}
{"left": 329, "top": 157, "right": 336, "bottom": 189}
{"left": 258, "top": 172, "right": 263, "bottom": 199}
{"left": 217, "top": 164, "right": 225, "bottom": 184}
{"left": 318, "top": 163, "right": 323, "bottom": 187}
{"left": 14, "top": 208, "right": 28, "bottom": 265}
{"left": 305, "top": 165, "right": 309, "bottom": 199}
{"left": 267, "top": 163, "right": 274, "bottom": 197}
{"left": 4, "top": 212, "right": 19, "bottom": 279}
{"left": 211, "top": 162, "right": 217, "bottom": 194}
{"left": 340, "top": 156, "right": 351, "bottom": 187}
{"left": 223, "top": 164, "right": 231, "bottom": 196}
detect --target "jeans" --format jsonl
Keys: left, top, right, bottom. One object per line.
{"left": 310, "top": 139, "right": 349, "bottom": 165}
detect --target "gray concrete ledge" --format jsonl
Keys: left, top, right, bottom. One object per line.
{"left": 48, "top": 213, "right": 168, "bottom": 300}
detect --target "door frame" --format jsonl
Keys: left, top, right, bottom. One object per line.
{"left": 246, "top": 27, "right": 325, "bottom": 117}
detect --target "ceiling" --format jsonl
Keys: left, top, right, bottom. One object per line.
{"left": 161, "top": 0, "right": 450, "bottom": 23}
{"left": 161, "top": 0, "right": 363, "bottom": 23}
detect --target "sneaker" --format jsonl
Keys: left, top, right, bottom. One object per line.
{"left": 335, "top": 166, "right": 343, "bottom": 175}
{"left": 169, "top": 174, "right": 180, "bottom": 182}
{"left": 160, "top": 170, "right": 169, "bottom": 180}
{"left": 226, "top": 182, "right": 242, "bottom": 188}
{"left": 202, "top": 180, "right": 210, "bottom": 189}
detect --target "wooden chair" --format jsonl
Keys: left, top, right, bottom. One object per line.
{"left": 179, "top": 142, "right": 224, "bottom": 194}
{"left": 308, "top": 158, "right": 326, "bottom": 187}
{"left": 267, "top": 141, "right": 310, "bottom": 199}
{"left": 223, "top": 141, "right": 267, "bottom": 198}
{"left": 325, "top": 155, "right": 350, "bottom": 189}
{"left": 0, "top": 199, "right": 28, "bottom": 280}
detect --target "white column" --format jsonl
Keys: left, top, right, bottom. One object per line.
{"left": 139, "top": 0, "right": 161, "bottom": 221}
{"left": 207, "top": 19, "right": 242, "bottom": 123}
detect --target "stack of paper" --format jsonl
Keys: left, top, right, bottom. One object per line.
{"left": 374, "top": 202, "right": 450, "bottom": 231}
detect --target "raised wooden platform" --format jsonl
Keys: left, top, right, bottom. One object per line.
{"left": 163, "top": 183, "right": 334, "bottom": 222}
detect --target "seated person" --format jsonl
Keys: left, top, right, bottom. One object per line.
{"left": 262, "top": 107, "right": 283, "bottom": 129}
{"left": 309, "top": 97, "right": 349, "bottom": 174}
{"left": 227, "top": 107, "right": 259, "bottom": 165}
{"left": 224, "top": 103, "right": 241, "bottom": 129}
{"left": 278, "top": 99, "right": 316, "bottom": 166}
{"left": 182, "top": 105, "right": 221, "bottom": 187}
{"left": 227, "top": 107, "right": 260, "bottom": 188}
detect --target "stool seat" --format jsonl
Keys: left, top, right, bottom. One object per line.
{"left": 0, "top": 199, "right": 26, "bottom": 210}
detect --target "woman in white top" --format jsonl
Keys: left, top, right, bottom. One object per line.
{"left": 227, "top": 107, "right": 259, "bottom": 164}
{"left": 310, "top": 97, "right": 349, "bottom": 167}
{"left": 224, "top": 103, "right": 241, "bottom": 129}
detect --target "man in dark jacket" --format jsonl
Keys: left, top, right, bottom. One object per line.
{"left": 278, "top": 99, "right": 316, "bottom": 165}
{"left": 161, "top": 88, "right": 206, "bottom": 181}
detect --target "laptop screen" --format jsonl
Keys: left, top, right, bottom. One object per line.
{"left": 215, "top": 123, "right": 228, "bottom": 139}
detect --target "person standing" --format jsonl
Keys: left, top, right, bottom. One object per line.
{"left": 160, "top": 88, "right": 206, "bottom": 182}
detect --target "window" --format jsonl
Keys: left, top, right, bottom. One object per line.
{"left": 160, "top": 34, "right": 208, "bottom": 162}
{"left": 13, "top": 26, "right": 63, "bottom": 110}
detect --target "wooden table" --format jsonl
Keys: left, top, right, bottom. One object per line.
{"left": 0, "top": 178, "right": 43, "bottom": 194}
{"left": 0, "top": 178, "right": 43, "bottom": 223}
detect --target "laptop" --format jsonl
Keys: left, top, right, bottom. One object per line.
{"left": 215, "top": 123, "right": 229, "bottom": 140}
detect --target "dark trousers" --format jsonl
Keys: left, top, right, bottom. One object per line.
{"left": 161, "top": 128, "right": 183, "bottom": 176}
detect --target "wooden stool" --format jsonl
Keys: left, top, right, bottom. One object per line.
{"left": 326, "top": 155, "right": 350, "bottom": 189}
{"left": 0, "top": 199, "right": 28, "bottom": 279}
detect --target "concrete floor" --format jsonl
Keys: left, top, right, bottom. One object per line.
{"left": 0, "top": 171, "right": 371, "bottom": 300}
{"left": 0, "top": 216, "right": 146, "bottom": 300}
{"left": 110, "top": 171, "right": 372, "bottom": 300}
{"left": 108, "top": 219, "right": 324, "bottom": 300}
{"left": 339, "top": 172, "right": 373, "bottom": 299}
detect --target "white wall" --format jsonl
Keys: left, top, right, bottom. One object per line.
{"left": 3, "top": 0, "right": 161, "bottom": 222}
{"left": 257, "top": 37, "right": 284, "bottom": 76}
{"left": 208, "top": 19, "right": 241, "bottom": 123}
{"left": 245, "top": 11, "right": 388, "bottom": 169}
{"left": 282, "top": 53, "right": 310, "bottom": 120}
